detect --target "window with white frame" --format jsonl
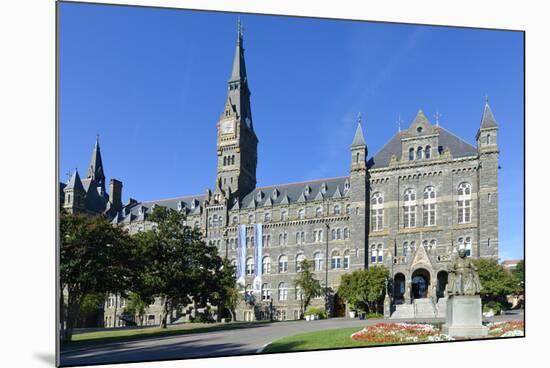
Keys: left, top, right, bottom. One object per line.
{"left": 457, "top": 182, "right": 472, "bottom": 224}
{"left": 458, "top": 236, "right": 472, "bottom": 256}
{"left": 346, "top": 204, "right": 351, "bottom": 214}
{"left": 371, "top": 192, "right": 384, "bottom": 231}
{"left": 262, "top": 257, "right": 271, "bottom": 274}
{"left": 425, "top": 145, "right": 431, "bottom": 159}
{"left": 281, "top": 210, "right": 288, "bottom": 221}
{"left": 334, "top": 204, "right": 341, "bottom": 215}
{"left": 232, "top": 216, "right": 238, "bottom": 225}
{"left": 403, "top": 189, "right": 416, "bottom": 228}
{"left": 377, "top": 244, "right": 383, "bottom": 263}
{"left": 298, "top": 208, "right": 305, "bottom": 220}
{"left": 423, "top": 186, "right": 436, "bottom": 226}
{"left": 409, "top": 147, "right": 414, "bottom": 161}
{"left": 416, "top": 147, "right": 423, "bottom": 160}
{"left": 316, "top": 207, "right": 322, "bottom": 217}
{"left": 295, "top": 286, "right": 303, "bottom": 301}
{"left": 279, "top": 255, "right": 288, "bottom": 273}
{"left": 296, "top": 254, "right": 306, "bottom": 272}
{"left": 319, "top": 229, "right": 323, "bottom": 242}
{"left": 264, "top": 212, "right": 271, "bottom": 222}
{"left": 314, "top": 252, "right": 324, "bottom": 271}
{"left": 403, "top": 241, "right": 409, "bottom": 256}
{"left": 343, "top": 250, "right": 350, "bottom": 269}
{"left": 337, "top": 228, "right": 341, "bottom": 240}
{"left": 331, "top": 251, "right": 341, "bottom": 269}
{"left": 343, "top": 227, "right": 349, "bottom": 240}
{"left": 261, "top": 283, "right": 271, "bottom": 301}
{"left": 278, "top": 282, "right": 288, "bottom": 301}
{"left": 248, "top": 214, "right": 254, "bottom": 224}
{"left": 246, "top": 258, "right": 254, "bottom": 275}
{"left": 371, "top": 245, "right": 377, "bottom": 264}
{"left": 313, "top": 230, "right": 318, "bottom": 243}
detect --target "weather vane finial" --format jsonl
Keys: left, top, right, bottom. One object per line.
{"left": 357, "top": 112, "right": 362, "bottom": 125}
{"left": 237, "top": 18, "right": 242, "bottom": 40}
{"left": 434, "top": 111, "right": 441, "bottom": 126}
{"left": 485, "top": 94, "right": 489, "bottom": 104}
{"left": 397, "top": 114, "right": 402, "bottom": 132}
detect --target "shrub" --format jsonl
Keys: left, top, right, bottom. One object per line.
{"left": 304, "top": 307, "right": 326, "bottom": 319}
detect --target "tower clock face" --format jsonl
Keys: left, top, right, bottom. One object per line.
{"left": 221, "top": 120, "right": 234, "bottom": 135}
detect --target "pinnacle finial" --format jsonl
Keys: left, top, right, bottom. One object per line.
{"left": 357, "top": 112, "right": 362, "bottom": 125}
{"left": 434, "top": 111, "right": 441, "bottom": 126}
{"left": 485, "top": 94, "right": 489, "bottom": 104}
{"left": 237, "top": 18, "right": 243, "bottom": 41}
{"left": 397, "top": 114, "right": 402, "bottom": 132}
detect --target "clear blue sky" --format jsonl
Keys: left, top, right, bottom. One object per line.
{"left": 59, "top": 3, "right": 524, "bottom": 260}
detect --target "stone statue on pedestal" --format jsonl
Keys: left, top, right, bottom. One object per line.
{"left": 442, "top": 249, "right": 488, "bottom": 337}
{"left": 447, "top": 249, "right": 482, "bottom": 296}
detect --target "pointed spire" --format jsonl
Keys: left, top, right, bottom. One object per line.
{"left": 87, "top": 135, "right": 105, "bottom": 187}
{"left": 480, "top": 97, "right": 498, "bottom": 129}
{"left": 230, "top": 19, "right": 247, "bottom": 83}
{"left": 66, "top": 169, "right": 85, "bottom": 192}
{"left": 351, "top": 114, "right": 366, "bottom": 147}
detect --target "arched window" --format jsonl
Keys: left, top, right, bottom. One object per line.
{"left": 346, "top": 204, "right": 351, "bottom": 214}
{"left": 262, "top": 257, "right": 271, "bottom": 274}
{"left": 281, "top": 210, "right": 288, "bottom": 221}
{"left": 457, "top": 182, "right": 472, "bottom": 224}
{"left": 231, "top": 155, "right": 235, "bottom": 165}
{"left": 423, "top": 186, "right": 436, "bottom": 226}
{"left": 425, "top": 145, "right": 431, "bottom": 159}
{"left": 232, "top": 216, "right": 238, "bottom": 225}
{"left": 266, "top": 234, "right": 271, "bottom": 247}
{"left": 423, "top": 240, "right": 429, "bottom": 249}
{"left": 458, "top": 237, "right": 472, "bottom": 256}
{"left": 337, "top": 228, "right": 341, "bottom": 240}
{"left": 298, "top": 208, "right": 305, "bottom": 220}
{"left": 331, "top": 251, "right": 341, "bottom": 269}
{"left": 318, "top": 229, "right": 323, "bottom": 242}
{"left": 410, "top": 241, "right": 416, "bottom": 253}
{"left": 403, "top": 241, "right": 409, "bottom": 256}
{"left": 409, "top": 147, "right": 415, "bottom": 161}
{"left": 296, "top": 254, "right": 306, "bottom": 272}
{"left": 261, "top": 283, "right": 271, "bottom": 301}
{"left": 356, "top": 152, "right": 360, "bottom": 163}
{"left": 278, "top": 282, "right": 288, "bottom": 301}
{"left": 278, "top": 255, "right": 288, "bottom": 273}
{"left": 486, "top": 134, "right": 491, "bottom": 145}
{"left": 223, "top": 157, "right": 227, "bottom": 166}
{"left": 371, "top": 192, "right": 384, "bottom": 231}
{"left": 343, "top": 227, "right": 349, "bottom": 240}
{"left": 377, "top": 244, "right": 383, "bottom": 263}
{"left": 248, "top": 214, "right": 254, "bottom": 224}
{"left": 334, "top": 205, "right": 341, "bottom": 215}
{"left": 283, "top": 232, "right": 288, "bottom": 245}
{"left": 316, "top": 207, "right": 322, "bottom": 217}
{"left": 301, "top": 231, "right": 305, "bottom": 244}
{"left": 416, "top": 147, "right": 423, "bottom": 160}
{"left": 246, "top": 258, "right": 254, "bottom": 275}
{"left": 295, "top": 286, "right": 303, "bottom": 301}
{"left": 343, "top": 250, "right": 350, "bottom": 269}
{"left": 331, "top": 229, "right": 336, "bottom": 240}
{"left": 314, "top": 252, "right": 324, "bottom": 271}
{"left": 264, "top": 212, "right": 271, "bottom": 222}
{"left": 430, "top": 239, "right": 436, "bottom": 250}
{"left": 371, "top": 245, "right": 377, "bottom": 264}
{"left": 403, "top": 189, "right": 416, "bottom": 228}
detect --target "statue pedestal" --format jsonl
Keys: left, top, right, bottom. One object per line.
{"left": 442, "top": 295, "right": 488, "bottom": 337}
{"left": 383, "top": 294, "right": 391, "bottom": 319}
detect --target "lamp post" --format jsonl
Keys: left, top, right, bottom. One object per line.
{"left": 325, "top": 222, "right": 330, "bottom": 318}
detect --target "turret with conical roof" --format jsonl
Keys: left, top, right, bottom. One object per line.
{"left": 476, "top": 98, "right": 499, "bottom": 152}
{"left": 63, "top": 169, "right": 86, "bottom": 213}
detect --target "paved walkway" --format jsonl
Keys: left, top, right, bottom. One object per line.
{"left": 60, "top": 311, "right": 523, "bottom": 366}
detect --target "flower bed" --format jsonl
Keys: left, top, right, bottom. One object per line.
{"left": 487, "top": 321, "right": 524, "bottom": 337}
{"left": 350, "top": 323, "right": 453, "bottom": 344}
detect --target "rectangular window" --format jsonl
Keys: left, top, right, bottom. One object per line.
{"left": 344, "top": 255, "right": 350, "bottom": 269}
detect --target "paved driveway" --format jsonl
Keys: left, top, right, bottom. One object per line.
{"left": 60, "top": 312, "right": 523, "bottom": 366}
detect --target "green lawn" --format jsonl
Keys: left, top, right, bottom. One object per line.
{"left": 262, "top": 327, "right": 384, "bottom": 353}
{"left": 65, "top": 321, "right": 267, "bottom": 346}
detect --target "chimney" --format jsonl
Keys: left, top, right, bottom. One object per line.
{"left": 109, "top": 179, "right": 123, "bottom": 212}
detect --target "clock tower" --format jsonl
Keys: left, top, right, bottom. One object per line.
{"left": 215, "top": 21, "right": 258, "bottom": 199}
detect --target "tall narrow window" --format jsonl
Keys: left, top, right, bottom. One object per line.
{"left": 343, "top": 250, "right": 350, "bottom": 269}
{"left": 281, "top": 210, "right": 288, "bottom": 221}
{"left": 331, "top": 251, "right": 341, "bottom": 269}
{"left": 262, "top": 257, "right": 271, "bottom": 274}
{"left": 457, "top": 182, "right": 472, "bottom": 224}
{"left": 416, "top": 147, "right": 423, "bottom": 160}
{"left": 423, "top": 186, "right": 436, "bottom": 226}
{"left": 409, "top": 148, "right": 414, "bottom": 161}
{"left": 425, "top": 145, "right": 431, "bottom": 159}
{"left": 377, "top": 244, "right": 383, "bottom": 263}
{"left": 371, "top": 192, "right": 384, "bottom": 231}
{"left": 318, "top": 229, "right": 323, "bottom": 242}
{"left": 486, "top": 134, "right": 491, "bottom": 145}
{"left": 403, "top": 189, "right": 416, "bottom": 228}
{"left": 278, "top": 282, "right": 288, "bottom": 301}
{"left": 296, "top": 254, "right": 306, "bottom": 272}
{"left": 314, "top": 252, "right": 324, "bottom": 271}
{"left": 458, "top": 237, "right": 472, "bottom": 256}
{"left": 371, "top": 246, "right": 377, "bottom": 264}
{"left": 316, "top": 207, "right": 322, "bottom": 217}
{"left": 261, "top": 284, "right": 271, "bottom": 301}
{"left": 403, "top": 241, "right": 409, "bottom": 256}
{"left": 298, "top": 209, "right": 305, "bottom": 220}
{"left": 246, "top": 258, "right": 254, "bottom": 275}
{"left": 278, "top": 255, "right": 288, "bottom": 273}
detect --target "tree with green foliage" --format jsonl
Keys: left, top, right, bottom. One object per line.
{"left": 208, "top": 259, "right": 239, "bottom": 321}
{"left": 132, "top": 206, "right": 223, "bottom": 328}
{"left": 473, "top": 258, "right": 518, "bottom": 313}
{"left": 337, "top": 266, "right": 390, "bottom": 314}
{"left": 293, "top": 259, "right": 323, "bottom": 318}
{"left": 512, "top": 260, "right": 524, "bottom": 295}
{"left": 123, "top": 292, "right": 149, "bottom": 326}
{"left": 60, "top": 211, "right": 135, "bottom": 342}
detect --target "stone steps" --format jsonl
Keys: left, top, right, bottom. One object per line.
{"left": 390, "top": 298, "right": 447, "bottom": 319}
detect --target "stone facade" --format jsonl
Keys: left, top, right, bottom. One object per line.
{"left": 62, "top": 25, "right": 499, "bottom": 326}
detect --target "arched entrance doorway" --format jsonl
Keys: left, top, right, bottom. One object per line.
{"left": 411, "top": 268, "right": 430, "bottom": 299}
{"left": 436, "top": 271, "right": 448, "bottom": 300}
{"left": 393, "top": 273, "right": 406, "bottom": 302}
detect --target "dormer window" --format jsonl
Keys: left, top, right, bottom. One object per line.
{"left": 344, "top": 180, "right": 350, "bottom": 192}
{"left": 138, "top": 206, "right": 145, "bottom": 215}
{"left": 256, "top": 191, "right": 263, "bottom": 201}
{"left": 177, "top": 201, "right": 184, "bottom": 211}
{"left": 272, "top": 189, "right": 279, "bottom": 200}
{"left": 321, "top": 183, "right": 327, "bottom": 194}
{"left": 304, "top": 186, "right": 311, "bottom": 196}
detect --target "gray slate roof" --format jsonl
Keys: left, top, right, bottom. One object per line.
{"left": 121, "top": 194, "right": 207, "bottom": 220}
{"left": 351, "top": 123, "right": 366, "bottom": 147}
{"left": 480, "top": 102, "right": 498, "bottom": 129}
{"left": 369, "top": 126, "right": 478, "bottom": 169}
{"left": 239, "top": 176, "right": 350, "bottom": 209}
